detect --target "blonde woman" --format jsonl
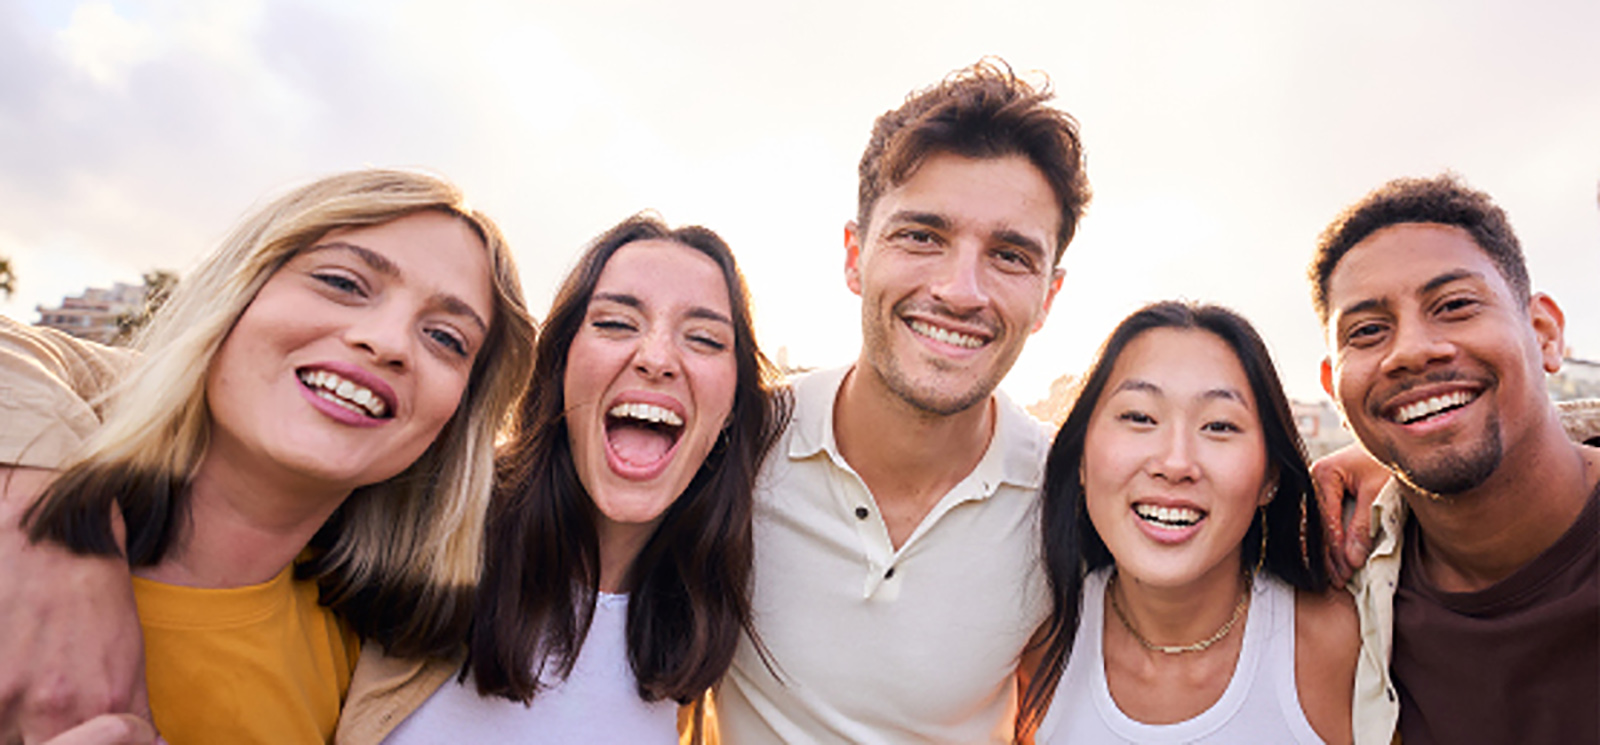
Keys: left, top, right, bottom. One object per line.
{"left": 7, "top": 169, "right": 534, "bottom": 744}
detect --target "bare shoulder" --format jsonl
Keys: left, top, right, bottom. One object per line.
{"left": 1295, "top": 588, "right": 1357, "bottom": 745}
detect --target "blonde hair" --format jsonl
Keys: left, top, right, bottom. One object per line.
{"left": 29, "top": 168, "right": 535, "bottom": 655}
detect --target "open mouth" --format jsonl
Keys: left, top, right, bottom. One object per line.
{"left": 1390, "top": 390, "right": 1479, "bottom": 425}
{"left": 1133, "top": 503, "right": 1205, "bottom": 529}
{"left": 298, "top": 369, "right": 392, "bottom": 419}
{"left": 605, "top": 402, "right": 684, "bottom": 468}
{"left": 907, "top": 319, "right": 988, "bottom": 350}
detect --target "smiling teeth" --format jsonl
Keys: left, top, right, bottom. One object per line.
{"left": 1134, "top": 504, "right": 1203, "bottom": 528}
{"left": 909, "top": 320, "right": 984, "bottom": 349}
{"left": 299, "top": 370, "right": 388, "bottom": 418}
{"left": 608, "top": 402, "right": 683, "bottom": 427}
{"left": 1395, "top": 391, "right": 1476, "bottom": 424}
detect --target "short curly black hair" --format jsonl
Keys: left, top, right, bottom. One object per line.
{"left": 1309, "top": 173, "right": 1529, "bottom": 324}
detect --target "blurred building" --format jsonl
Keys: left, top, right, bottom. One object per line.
{"left": 1292, "top": 398, "right": 1353, "bottom": 460}
{"left": 1026, "top": 373, "right": 1080, "bottom": 429}
{"left": 1550, "top": 357, "right": 1600, "bottom": 401}
{"left": 35, "top": 282, "right": 146, "bottom": 344}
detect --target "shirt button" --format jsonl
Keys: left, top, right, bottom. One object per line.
{"left": 884, "top": 567, "right": 896, "bottom": 579}
{"left": 855, "top": 506, "right": 869, "bottom": 520}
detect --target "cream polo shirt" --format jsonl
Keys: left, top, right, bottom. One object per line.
{"left": 717, "top": 366, "right": 1050, "bottom": 744}
{"left": 1347, "top": 399, "right": 1600, "bottom": 745}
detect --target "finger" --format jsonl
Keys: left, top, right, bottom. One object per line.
{"left": 1344, "top": 494, "right": 1375, "bottom": 572}
{"left": 36, "top": 714, "right": 155, "bottom": 745}
{"left": 1310, "top": 466, "right": 1352, "bottom": 586}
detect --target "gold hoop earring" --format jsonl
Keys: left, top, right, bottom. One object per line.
{"left": 1252, "top": 506, "right": 1268, "bottom": 578}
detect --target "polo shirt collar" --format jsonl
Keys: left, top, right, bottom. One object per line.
{"left": 787, "top": 365, "right": 1045, "bottom": 496}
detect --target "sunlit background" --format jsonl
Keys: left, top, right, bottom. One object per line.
{"left": 2, "top": 0, "right": 1596, "bottom": 408}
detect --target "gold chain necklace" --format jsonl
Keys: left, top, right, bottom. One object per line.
{"left": 1106, "top": 570, "right": 1251, "bottom": 655}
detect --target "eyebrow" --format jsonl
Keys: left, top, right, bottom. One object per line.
{"left": 1112, "top": 378, "right": 1248, "bottom": 404}
{"left": 884, "top": 211, "right": 1049, "bottom": 262}
{"left": 591, "top": 292, "right": 733, "bottom": 326}
{"left": 1334, "top": 269, "right": 1486, "bottom": 323}
{"left": 1421, "top": 269, "right": 1484, "bottom": 295}
{"left": 309, "top": 241, "right": 489, "bottom": 334}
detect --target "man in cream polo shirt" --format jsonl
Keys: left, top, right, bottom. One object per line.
{"left": 715, "top": 60, "right": 1091, "bottom": 743}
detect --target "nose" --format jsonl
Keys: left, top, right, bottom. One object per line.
{"left": 344, "top": 304, "right": 413, "bottom": 371}
{"left": 1148, "top": 423, "right": 1201, "bottom": 484}
{"left": 631, "top": 326, "right": 680, "bottom": 381}
{"left": 1379, "top": 317, "right": 1454, "bottom": 377}
{"left": 929, "top": 242, "right": 990, "bottom": 313}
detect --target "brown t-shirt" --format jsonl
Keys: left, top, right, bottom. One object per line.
{"left": 1393, "top": 483, "right": 1600, "bottom": 745}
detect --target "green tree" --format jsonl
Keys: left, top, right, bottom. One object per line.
{"left": 0, "top": 255, "right": 14, "bottom": 300}
{"left": 113, "top": 269, "right": 180, "bottom": 345}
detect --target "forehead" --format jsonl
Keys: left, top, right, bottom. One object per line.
{"left": 1104, "top": 328, "right": 1254, "bottom": 406}
{"left": 1327, "top": 223, "right": 1509, "bottom": 310}
{"left": 871, "top": 152, "right": 1059, "bottom": 241}
{"left": 595, "top": 239, "right": 732, "bottom": 314}
{"left": 315, "top": 211, "right": 494, "bottom": 318}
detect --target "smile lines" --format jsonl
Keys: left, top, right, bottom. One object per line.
{"left": 299, "top": 369, "right": 390, "bottom": 418}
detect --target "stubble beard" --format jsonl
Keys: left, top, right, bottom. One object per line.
{"left": 1381, "top": 413, "right": 1504, "bottom": 499}
{"left": 861, "top": 313, "right": 1000, "bottom": 418}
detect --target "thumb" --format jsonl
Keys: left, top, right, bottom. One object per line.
{"left": 38, "top": 714, "right": 156, "bottom": 745}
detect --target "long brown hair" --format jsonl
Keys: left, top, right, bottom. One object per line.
{"left": 467, "top": 214, "right": 788, "bottom": 709}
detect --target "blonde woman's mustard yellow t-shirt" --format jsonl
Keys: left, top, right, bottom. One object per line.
{"left": 133, "top": 566, "right": 360, "bottom": 745}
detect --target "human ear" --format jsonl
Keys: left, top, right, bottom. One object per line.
{"left": 844, "top": 221, "right": 864, "bottom": 297}
{"left": 1032, "top": 268, "right": 1065, "bottom": 333}
{"left": 1528, "top": 293, "right": 1566, "bottom": 374}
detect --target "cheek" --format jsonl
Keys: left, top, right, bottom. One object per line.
{"left": 698, "top": 359, "right": 740, "bottom": 426}
{"left": 415, "top": 366, "right": 473, "bottom": 436}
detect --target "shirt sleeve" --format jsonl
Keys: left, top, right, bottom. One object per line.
{"left": 0, "top": 316, "right": 135, "bottom": 468}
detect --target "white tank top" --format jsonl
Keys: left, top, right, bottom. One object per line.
{"left": 384, "top": 592, "right": 678, "bottom": 744}
{"left": 1037, "top": 568, "right": 1324, "bottom": 744}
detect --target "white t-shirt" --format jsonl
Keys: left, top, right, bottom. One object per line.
{"left": 384, "top": 593, "right": 677, "bottom": 744}
{"left": 717, "top": 366, "right": 1051, "bottom": 744}
{"left": 1037, "top": 568, "right": 1323, "bottom": 744}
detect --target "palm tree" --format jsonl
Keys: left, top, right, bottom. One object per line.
{"left": 0, "top": 255, "right": 14, "bottom": 300}
{"left": 113, "top": 269, "right": 180, "bottom": 344}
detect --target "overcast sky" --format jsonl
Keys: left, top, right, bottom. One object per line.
{"left": 2, "top": 0, "right": 1596, "bottom": 404}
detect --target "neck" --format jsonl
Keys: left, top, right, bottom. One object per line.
{"left": 596, "top": 519, "right": 655, "bottom": 594}
{"left": 1405, "top": 419, "right": 1599, "bottom": 593}
{"left": 138, "top": 451, "right": 351, "bottom": 589}
{"left": 1109, "top": 557, "right": 1249, "bottom": 654}
{"left": 834, "top": 364, "right": 994, "bottom": 503}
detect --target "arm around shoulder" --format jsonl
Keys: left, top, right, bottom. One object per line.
{"left": 0, "top": 466, "right": 148, "bottom": 743}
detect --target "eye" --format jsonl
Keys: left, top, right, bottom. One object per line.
{"left": 992, "top": 247, "right": 1036, "bottom": 274}
{"left": 591, "top": 318, "right": 637, "bottom": 334}
{"left": 1436, "top": 295, "right": 1480, "bottom": 317}
{"left": 427, "top": 327, "right": 469, "bottom": 357}
{"left": 1344, "top": 320, "right": 1387, "bottom": 347}
{"left": 313, "top": 271, "right": 364, "bottom": 295}
{"left": 1201, "top": 420, "right": 1243, "bottom": 434}
{"left": 892, "top": 227, "right": 941, "bottom": 250}
{"left": 688, "top": 333, "right": 728, "bottom": 352}
{"left": 1116, "top": 410, "right": 1155, "bottom": 426}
